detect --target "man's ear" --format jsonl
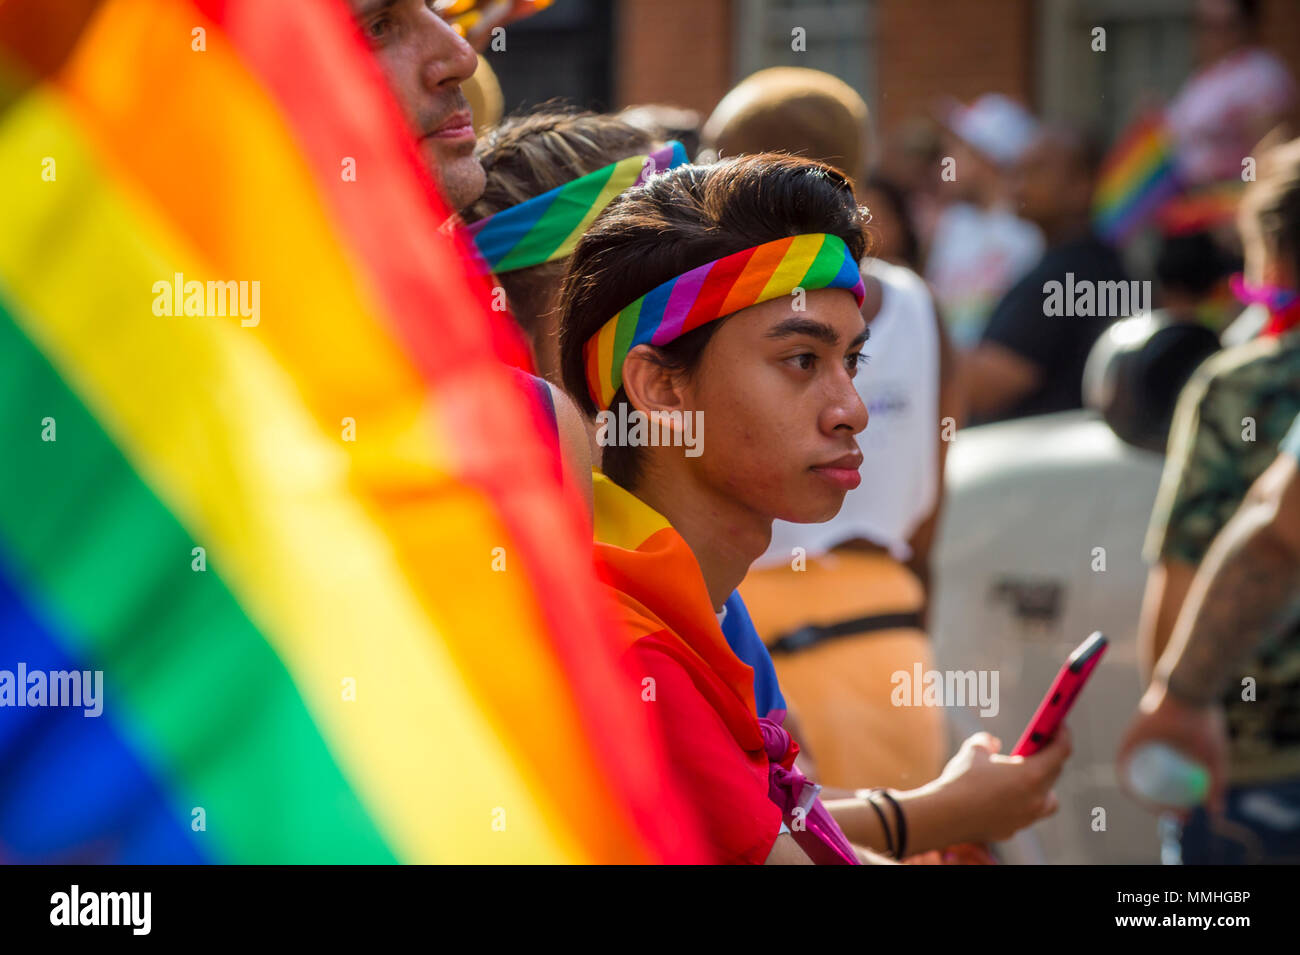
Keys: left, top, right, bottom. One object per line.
{"left": 621, "top": 344, "right": 688, "bottom": 414}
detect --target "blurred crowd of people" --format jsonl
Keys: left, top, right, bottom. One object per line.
{"left": 360, "top": 0, "right": 1300, "bottom": 864}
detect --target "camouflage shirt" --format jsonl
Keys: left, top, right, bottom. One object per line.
{"left": 1145, "top": 329, "right": 1300, "bottom": 783}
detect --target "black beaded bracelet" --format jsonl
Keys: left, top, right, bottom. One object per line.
{"left": 875, "top": 788, "right": 908, "bottom": 860}
{"left": 862, "top": 789, "right": 895, "bottom": 859}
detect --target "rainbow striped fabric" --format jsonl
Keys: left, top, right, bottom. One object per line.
{"left": 584, "top": 233, "right": 866, "bottom": 409}
{"left": 438, "top": 0, "right": 554, "bottom": 38}
{"left": 1156, "top": 180, "right": 1245, "bottom": 236}
{"left": 0, "top": 0, "right": 703, "bottom": 864}
{"left": 466, "top": 140, "right": 690, "bottom": 273}
{"left": 1093, "top": 111, "right": 1183, "bottom": 243}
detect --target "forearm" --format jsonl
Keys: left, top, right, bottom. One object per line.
{"left": 958, "top": 345, "right": 1038, "bottom": 421}
{"left": 1137, "top": 561, "right": 1195, "bottom": 685}
{"left": 825, "top": 784, "right": 960, "bottom": 857}
{"left": 1158, "top": 505, "right": 1300, "bottom": 705}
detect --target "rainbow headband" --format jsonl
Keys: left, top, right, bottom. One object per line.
{"left": 465, "top": 140, "right": 689, "bottom": 273}
{"left": 584, "top": 233, "right": 865, "bottom": 409}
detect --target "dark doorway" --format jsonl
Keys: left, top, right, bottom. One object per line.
{"left": 482, "top": 0, "right": 615, "bottom": 116}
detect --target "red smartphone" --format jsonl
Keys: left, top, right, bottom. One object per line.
{"left": 1011, "top": 631, "right": 1108, "bottom": 757}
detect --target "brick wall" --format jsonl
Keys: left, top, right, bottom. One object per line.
{"left": 875, "top": 0, "right": 1036, "bottom": 138}
{"left": 612, "top": 0, "right": 1300, "bottom": 143}
{"left": 614, "top": 0, "right": 734, "bottom": 114}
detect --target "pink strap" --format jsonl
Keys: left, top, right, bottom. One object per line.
{"left": 1229, "top": 272, "right": 1298, "bottom": 309}
{"left": 758, "top": 717, "right": 859, "bottom": 865}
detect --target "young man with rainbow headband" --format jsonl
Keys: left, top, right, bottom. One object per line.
{"left": 558, "top": 154, "right": 1071, "bottom": 863}
{"left": 704, "top": 66, "right": 956, "bottom": 795}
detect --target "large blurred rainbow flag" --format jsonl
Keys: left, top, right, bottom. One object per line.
{"left": 0, "top": 0, "right": 703, "bottom": 863}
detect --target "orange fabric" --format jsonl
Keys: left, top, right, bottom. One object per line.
{"left": 596, "top": 527, "right": 761, "bottom": 722}
{"left": 622, "top": 634, "right": 781, "bottom": 864}
{"left": 594, "top": 485, "right": 780, "bottom": 863}
{"left": 739, "top": 549, "right": 945, "bottom": 790}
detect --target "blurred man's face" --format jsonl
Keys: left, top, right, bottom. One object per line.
{"left": 942, "top": 135, "right": 985, "bottom": 203}
{"left": 1012, "top": 136, "right": 1089, "bottom": 232}
{"left": 348, "top": 0, "right": 486, "bottom": 210}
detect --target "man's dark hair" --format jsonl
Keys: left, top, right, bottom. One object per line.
{"left": 1155, "top": 231, "right": 1239, "bottom": 298}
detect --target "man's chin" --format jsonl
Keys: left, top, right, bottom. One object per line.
{"left": 777, "top": 493, "right": 847, "bottom": 525}
{"left": 428, "top": 150, "right": 486, "bottom": 212}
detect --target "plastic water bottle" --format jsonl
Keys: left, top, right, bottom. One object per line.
{"left": 1123, "top": 742, "right": 1210, "bottom": 808}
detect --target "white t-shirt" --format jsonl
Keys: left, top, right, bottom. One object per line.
{"left": 924, "top": 201, "right": 1043, "bottom": 348}
{"left": 757, "top": 259, "right": 941, "bottom": 567}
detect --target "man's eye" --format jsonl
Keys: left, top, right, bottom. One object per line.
{"left": 365, "top": 16, "right": 391, "bottom": 39}
{"left": 846, "top": 352, "right": 867, "bottom": 376}
{"left": 790, "top": 353, "right": 815, "bottom": 371}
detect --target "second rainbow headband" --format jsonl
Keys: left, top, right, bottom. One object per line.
{"left": 584, "top": 233, "right": 866, "bottom": 410}
{"left": 466, "top": 140, "right": 689, "bottom": 273}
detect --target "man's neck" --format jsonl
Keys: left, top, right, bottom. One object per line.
{"left": 632, "top": 462, "right": 770, "bottom": 612}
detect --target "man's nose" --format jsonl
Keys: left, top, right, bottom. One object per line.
{"left": 418, "top": 12, "right": 479, "bottom": 92}
{"left": 824, "top": 373, "right": 869, "bottom": 436}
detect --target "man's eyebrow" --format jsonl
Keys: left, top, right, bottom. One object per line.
{"left": 765, "top": 316, "right": 870, "bottom": 347}
{"left": 764, "top": 317, "right": 839, "bottom": 345}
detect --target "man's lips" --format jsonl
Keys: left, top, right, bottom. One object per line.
{"left": 425, "top": 111, "right": 475, "bottom": 140}
{"left": 810, "top": 451, "right": 863, "bottom": 491}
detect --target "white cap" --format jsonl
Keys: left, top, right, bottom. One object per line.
{"left": 942, "top": 93, "right": 1041, "bottom": 167}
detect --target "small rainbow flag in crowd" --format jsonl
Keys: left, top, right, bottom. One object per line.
{"left": 0, "top": 0, "right": 703, "bottom": 863}
{"left": 1092, "top": 111, "right": 1183, "bottom": 243}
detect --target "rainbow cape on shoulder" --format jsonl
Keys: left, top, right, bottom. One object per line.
{"left": 592, "top": 473, "right": 760, "bottom": 721}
